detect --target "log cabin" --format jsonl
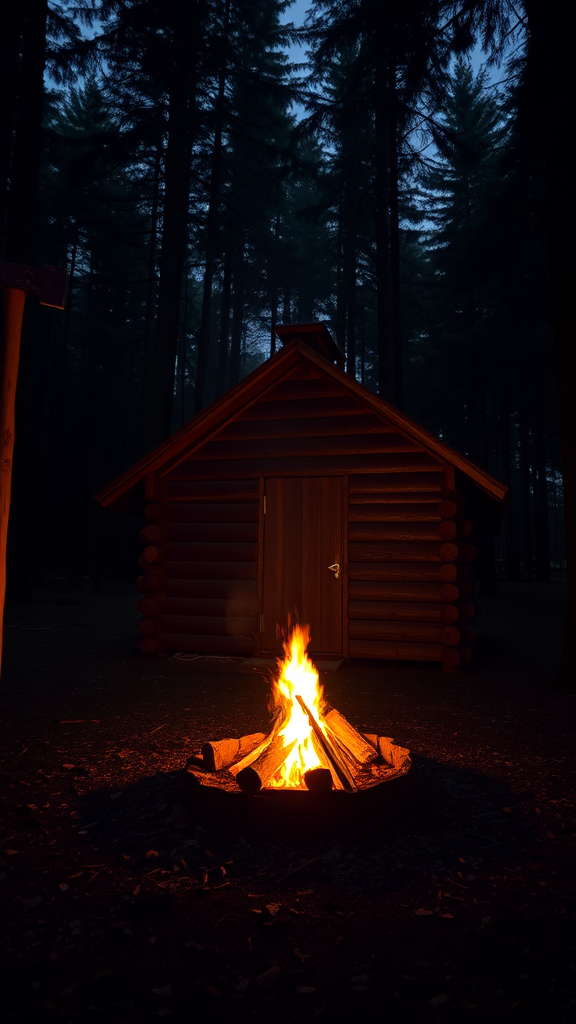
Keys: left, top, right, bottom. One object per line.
{"left": 96, "top": 323, "right": 507, "bottom": 669}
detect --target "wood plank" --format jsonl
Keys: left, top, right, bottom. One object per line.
{"left": 349, "top": 540, "right": 456, "bottom": 563}
{"left": 349, "top": 600, "right": 459, "bottom": 624}
{"left": 348, "top": 581, "right": 459, "bottom": 602}
{"left": 349, "top": 638, "right": 444, "bottom": 661}
{"left": 217, "top": 413, "right": 398, "bottom": 440}
{"left": 164, "top": 595, "right": 259, "bottom": 617}
{"left": 184, "top": 433, "right": 424, "bottom": 463}
{"left": 165, "top": 522, "right": 258, "bottom": 543}
{"left": 261, "top": 378, "right": 345, "bottom": 401}
{"left": 164, "top": 579, "right": 258, "bottom": 600}
{"left": 166, "top": 454, "right": 442, "bottom": 486}
{"left": 162, "top": 634, "right": 255, "bottom": 656}
{"left": 165, "top": 561, "right": 258, "bottom": 580}
{"left": 349, "top": 620, "right": 447, "bottom": 643}
{"left": 349, "top": 502, "right": 444, "bottom": 521}
{"left": 163, "top": 479, "right": 259, "bottom": 501}
{"left": 348, "top": 474, "right": 443, "bottom": 494}
{"left": 239, "top": 396, "right": 368, "bottom": 421}
{"left": 165, "top": 541, "right": 258, "bottom": 563}
{"left": 166, "top": 503, "right": 258, "bottom": 523}
{"left": 162, "top": 614, "right": 258, "bottom": 636}
{"left": 349, "top": 562, "right": 458, "bottom": 583}
{"left": 349, "top": 522, "right": 456, "bottom": 541}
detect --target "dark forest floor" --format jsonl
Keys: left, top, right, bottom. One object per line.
{"left": 1, "top": 578, "right": 574, "bottom": 1024}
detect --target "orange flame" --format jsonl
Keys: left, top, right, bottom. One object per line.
{"left": 267, "top": 624, "right": 327, "bottom": 789}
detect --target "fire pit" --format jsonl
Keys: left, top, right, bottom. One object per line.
{"left": 185, "top": 626, "right": 412, "bottom": 834}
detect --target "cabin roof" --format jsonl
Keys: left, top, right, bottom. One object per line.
{"left": 95, "top": 336, "right": 507, "bottom": 523}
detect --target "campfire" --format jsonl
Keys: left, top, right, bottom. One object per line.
{"left": 186, "top": 625, "right": 411, "bottom": 798}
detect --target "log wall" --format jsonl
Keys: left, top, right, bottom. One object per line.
{"left": 136, "top": 482, "right": 260, "bottom": 656}
{"left": 347, "top": 474, "right": 475, "bottom": 669}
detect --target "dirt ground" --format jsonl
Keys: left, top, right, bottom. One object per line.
{"left": 1, "top": 578, "right": 574, "bottom": 1023}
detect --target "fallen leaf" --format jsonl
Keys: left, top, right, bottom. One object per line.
{"left": 58, "top": 883, "right": 69, "bottom": 892}
{"left": 429, "top": 994, "right": 450, "bottom": 1007}
{"left": 294, "top": 948, "right": 311, "bottom": 963}
{"left": 151, "top": 984, "right": 173, "bottom": 998}
{"left": 256, "top": 965, "right": 282, "bottom": 986}
{"left": 415, "top": 908, "right": 435, "bottom": 916}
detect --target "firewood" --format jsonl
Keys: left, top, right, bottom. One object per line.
{"left": 304, "top": 768, "right": 333, "bottom": 793}
{"left": 294, "top": 696, "right": 357, "bottom": 793}
{"left": 377, "top": 736, "right": 409, "bottom": 768}
{"left": 324, "top": 708, "right": 379, "bottom": 765}
{"left": 235, "top": 737, "right": 298, "bottom": 794}
{"left": 201, "top": 732, "right": 266, "bottom": 772}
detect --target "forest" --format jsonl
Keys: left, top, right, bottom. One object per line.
{"left": 1, "top": 0, "right": 574, "bottom": 679}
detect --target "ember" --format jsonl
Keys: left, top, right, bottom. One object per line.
{"left": 186, "top": 625, "right": 411, "bottom": 800}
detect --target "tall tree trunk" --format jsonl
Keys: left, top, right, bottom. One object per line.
{"left": 141, "top": 8, "right": 203, "bottom": 452}
{"left": 374, "top": 42, "right": 392, "bottom": 401}
{"left": 532, "top": 402, "right": 550, "bottom": 582}
{"left": 216, "top": 249, "right": 232, "bottom": 395}
{"left": 523, "top": 0, "right": 576, "bottom": 683}
{"left": 3, "top": 0, "right": 47, "bottom": 262}
{"left": 229, "top": 245, "right": 245, "bottom": 388}
{"left": 519, "top": 416, "right": 533, "bottom": 579}
{"left": 195, "top": 0, "right": 230, "bottom": 413}
{"left": 387, "top": 52, "right": 403, "bottom": 409}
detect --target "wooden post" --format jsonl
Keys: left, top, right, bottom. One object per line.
{"left": 0, "top": 288, "right": 26, "bottom": 670}
{"left": 0, "top": 263, "right": 68, "bottom": 676}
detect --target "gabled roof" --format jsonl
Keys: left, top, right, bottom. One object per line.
{"left": 95, "top": 338, "right": 507, "bottom": 523}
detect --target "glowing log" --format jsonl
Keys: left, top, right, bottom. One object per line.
{"left": 235, "top": 737, "right": 298, "bottom": 794}
{"left": 201, "top": 732, "right": 266, "bottom": 772}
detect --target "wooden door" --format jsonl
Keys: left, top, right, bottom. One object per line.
{"left": 261, "top": 477, "right": 343, "bottom": 655}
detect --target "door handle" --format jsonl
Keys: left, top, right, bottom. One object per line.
{"left": 327, "top": 563, "right": 340, "bottom": 579}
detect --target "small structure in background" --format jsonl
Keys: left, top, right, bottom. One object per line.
{"left": 96, "top": 323, "right": 507, "bottom": 670}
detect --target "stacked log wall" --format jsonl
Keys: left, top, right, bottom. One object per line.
{"left": 137, "top": 482, "right": 259, "bottom": 655}
{"left": 347, "top": 479, "right": 477, "bottom": 669}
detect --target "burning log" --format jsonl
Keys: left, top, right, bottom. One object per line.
{"left": 304, "top": 767, "right": 333, "bottom": 793}
{"left": 323, "top": 708, "right": 379, "bottom": 766}
{"left": 295, "top": 695, "right": 357, "bottom": 793}
{"left": 201, "top": 732, "right": 267, "bottom": 772}
{"left": 235, "top": 737, "right": 298, "bottom": 794}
